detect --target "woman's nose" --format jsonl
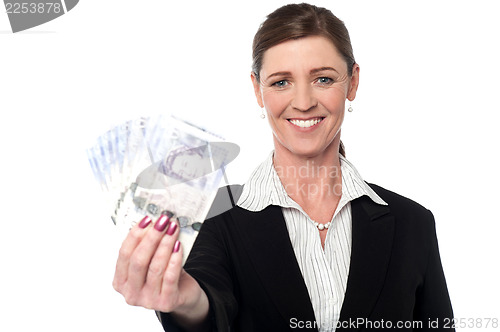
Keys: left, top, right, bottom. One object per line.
{"left": 290, "top": 84, "right": 317, "bottom": 112}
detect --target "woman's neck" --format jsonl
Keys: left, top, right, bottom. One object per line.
{"left": 273, "top": 142, "right": 343, "bottom": 205}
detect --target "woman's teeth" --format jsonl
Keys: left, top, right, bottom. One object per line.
{"left": 289, "top": 118, "right": 323, "bottom": 128}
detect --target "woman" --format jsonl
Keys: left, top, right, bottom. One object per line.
{"left": 113, "top": 3, "right": 454, "bottom": 331}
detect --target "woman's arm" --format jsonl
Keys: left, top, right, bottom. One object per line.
{"left": 413, "top": 210, "right": 455, "bottom": 331}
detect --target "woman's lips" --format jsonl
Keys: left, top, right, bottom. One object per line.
{"left": 288, "top": 117, "right": 324, "bottom": 128}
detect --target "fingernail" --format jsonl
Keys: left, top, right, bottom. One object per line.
{"left": 154, "top": 215, "right": 170, "bottom": 232}
{"left": 173, "top": 240, "right": 181, "bottom": 253}
{"left": 138, "top": 216, "right": 152, "bottom": 229}
{"left": 166, "top": 222, "right": 177, "bottom": 236}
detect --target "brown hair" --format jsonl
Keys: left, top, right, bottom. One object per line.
{"left": 252, "top": 3, "right": 356, "bottom": 157}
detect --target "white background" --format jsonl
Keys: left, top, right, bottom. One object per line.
{"left": 1, "top": 0, "right": 499, "bottom": 331}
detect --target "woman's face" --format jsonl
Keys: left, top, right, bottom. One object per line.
{"left": 252, "top": 35, "right": 359, "bottom": 159}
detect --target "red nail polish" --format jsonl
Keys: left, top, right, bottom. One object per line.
{"left": 138, "top": 216, "right": 152, "bottom": 229}
{"left": 173, "top": 240, "right": 181, "bottom": 253}
{"left": 154, "top": 215, "right": 170, "bottom": 232}
{"left": 166, "top": 222, "right": 177, "bottom": 236}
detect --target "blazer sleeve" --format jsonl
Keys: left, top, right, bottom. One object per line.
{"left": 156, "top": 213, "right": 237, "bottom": 332}
{"left": 413, "top": 210, "right": 455, "bottom": 331}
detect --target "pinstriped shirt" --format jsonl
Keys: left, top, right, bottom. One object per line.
{"left": 237, "top": 151, "right": 387, "bottom": 331}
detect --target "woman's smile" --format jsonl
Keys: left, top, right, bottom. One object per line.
{"left": 288, "top": 117, "right": 325, "bottom": 129}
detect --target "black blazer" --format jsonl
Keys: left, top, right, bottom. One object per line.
{"left": 158, "top": 184, "right": 454, "bottom": 331}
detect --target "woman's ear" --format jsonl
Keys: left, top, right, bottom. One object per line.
{"left": 251, "top": 72, "right": 264, "bottom": 108}
{"left": 347, "top": 64, "right": 360, "bottom": 101}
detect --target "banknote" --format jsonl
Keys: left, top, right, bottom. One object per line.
{"left": 87, "top": 115, "right": 239, "bottom": 263}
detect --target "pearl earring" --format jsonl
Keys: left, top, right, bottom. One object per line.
{"left": 348, "top": 102, "right": 353, "bottom": 112}
{"left": 260, "top": 109, "right": 266, "bottom": 119}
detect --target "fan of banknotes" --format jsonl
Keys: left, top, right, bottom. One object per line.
{"left": 87, "top": 115, "right": 239, "bottom": 262}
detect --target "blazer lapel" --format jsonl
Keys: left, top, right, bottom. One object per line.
{"left": 230, "top": 205, "right": 318, "bottom": 331}
{"left": 337, "top": 196, "right": 395, "bottom": 331}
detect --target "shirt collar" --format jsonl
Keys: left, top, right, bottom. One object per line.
{"left": 237, "top": 151, "right": 387, "bottom": 212}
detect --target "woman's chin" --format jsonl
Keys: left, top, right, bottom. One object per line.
{"left": 273, "top": 134, "right": 339, "bottom": 159}
{"left": 283, "top": 145, "right": 328, "bottom": 160}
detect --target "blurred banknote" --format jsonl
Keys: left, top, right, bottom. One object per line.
{"left": 87, "top": 115, "right": 239, "bottom": 263}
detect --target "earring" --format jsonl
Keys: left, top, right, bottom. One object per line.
{"left": 348, "top": 102, "right": 353, "bottom": 113}
{"left": 260, "top": 108, "right": 266, "bottom": 119}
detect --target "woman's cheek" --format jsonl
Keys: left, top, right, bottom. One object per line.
{"left": 320, "top": 89, "right": 346, "bottom": 114}
{"left": 263, "top": 91, "right": 289, "bottom": 117}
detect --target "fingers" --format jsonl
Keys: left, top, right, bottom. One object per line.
{"left": 163, "top": 239, "right": 183, "bottom": 290}
{"left": 113, "top": 215, "right": 153, "bottom": 292}
{"left": 145, "top": 220, "right": 180, "bottom": 296}
{"left": 113, "top": 214, "right": 185, "bottom": 311}
{"left": 125, "top": 215, "right": 174, "bottom": 293}
{"left": 158, "top": 240, "right": 184, "bottom": 312}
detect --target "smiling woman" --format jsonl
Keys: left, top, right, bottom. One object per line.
{"left": 113, "top": 3, "right": 455, "bottom": 332}
{"left": 251, "top": 35, "right": 358, "bottom": 162}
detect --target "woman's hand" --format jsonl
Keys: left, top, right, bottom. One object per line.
{"left": 112, "top": 215, "right": 210, "bottom": 330}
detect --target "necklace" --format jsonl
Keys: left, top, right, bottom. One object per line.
{"left": 313, "top": 221, "right": 331, "bottom": 231}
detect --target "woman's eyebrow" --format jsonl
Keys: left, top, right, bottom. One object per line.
{"left": 266, "top": 71, "right": 292, "bottom": 80}
{"left": 266, "top": 67, "right": 338, "bottom": 81}
{"left": 310, "top": 66, "right": 338, "bottom": 74}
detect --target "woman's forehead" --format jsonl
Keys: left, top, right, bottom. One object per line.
{"left": 260, "top": 36, "right": 348, "bottom": 77}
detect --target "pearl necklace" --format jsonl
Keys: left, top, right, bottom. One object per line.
{"left": 313, "top": 221, "right": 331, "bottom": 231}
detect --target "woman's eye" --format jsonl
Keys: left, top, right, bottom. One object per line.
{"left": 317, "top": 77, "right": 333, "bottom": 84}
{"left": 272, "top": 80, "right": 288, "bottom": 87}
